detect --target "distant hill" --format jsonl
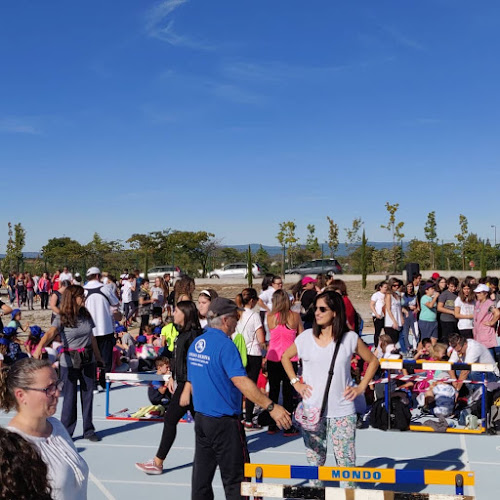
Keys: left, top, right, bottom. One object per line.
{"left": 0, "top": 252, "right": 41, "bottom": 259}
{"left": 226, "top": 242, "right": 408, "bottom": 257}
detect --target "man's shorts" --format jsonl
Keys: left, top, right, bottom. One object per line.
{"left": 419, "top": 320, "right": 438, "bottom": 340}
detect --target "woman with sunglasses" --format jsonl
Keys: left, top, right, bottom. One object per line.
{"left": 0, "top": 357, "right": 89, "bottom": 499}
{"left": 33, "top": 285, "right": 104, "bottom": 442}
{"left": 384, "top": 277, "right": 403, "bottom": 345}
{"left": 282, "top": 291, "right": 378, "bottom": 480}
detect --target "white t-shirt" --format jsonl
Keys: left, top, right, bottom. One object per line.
{"left": 84, "top": 280, "right": 119, "bottom": 337}
{"left": 236, "top": 308, "right": 264, "bottom": 356}
{"left": 370, "top": 291, "right": 385, "bottom": 318}
{"left": 8, "top": 417, "right": 89, "bottom": 500}
{"left": 59, "top": 272, "right": 73, "bottom": 283}
{"left": 150, "top": 286, "right": 165, "bottom": 307}
{"left": 384, "top": 293, "right": 403, "bottom": 329}
{"left": 454, "top": 296, "right": 475, "bottom": 330}
{"left": 295, "top": 329, "right": 358, "bottom": 418}
{"left": 449, "top": 339, "right": 500, "bottom": 377}
{"left": 121, "top": 280, "right": 133, "bottom": 304}
{"left": 259, "top": 287, "right": 276, "bottom": 311}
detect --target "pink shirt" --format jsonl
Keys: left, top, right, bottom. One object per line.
{"left": 267, "top": 314, "right": 298, "bottom": 362}
{"left": 473, "top": 299, "right": 497, "bottom": 348}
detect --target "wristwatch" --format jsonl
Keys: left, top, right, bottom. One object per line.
{"left": 266, "top": 403, "right": 275, "bottom": 412}
{"left": 290, "top": 377, "right": 300, "bottom": 386}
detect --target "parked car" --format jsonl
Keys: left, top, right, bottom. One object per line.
{"left": 285, "top": 258, "right": 343, "bottom": 276}
{"left": 139, "top": 265, "right": 184, "bottom": 281}
{"left": 208, "top": 262, "right": 262, "bottom": 279}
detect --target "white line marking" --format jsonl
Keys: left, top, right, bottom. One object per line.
{"left": 89, "top": 471, "right": 116, "bottom": 500}
{"left": 459, "top": 434, "right": 476, "bottom": 499}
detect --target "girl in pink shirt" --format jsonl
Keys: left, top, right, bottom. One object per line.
{"left": 473, "top": 285, "right": 500, "bottom": 352}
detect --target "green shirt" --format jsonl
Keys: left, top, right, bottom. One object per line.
{"left": 420, "top": 295, "right": 437, "bottom": 322}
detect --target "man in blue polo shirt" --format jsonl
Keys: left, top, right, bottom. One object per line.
{"left": 185, "top": 297, "right": 291, "bottom": 500}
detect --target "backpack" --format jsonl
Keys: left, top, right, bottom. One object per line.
{"left": 233, "top": 332, "right": 248, "bottom": 367}
{"left": 370, "top": 392, "right": 411, "bottom": 431}
{"left": 353, "top": 310, "right": 364, "bottom": 336}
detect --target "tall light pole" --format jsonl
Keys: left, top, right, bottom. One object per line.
{"left": 492, "top": 225, "right": 497, "bottom": 269}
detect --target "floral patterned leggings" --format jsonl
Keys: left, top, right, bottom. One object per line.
{"left": 302, "top": 414, "right": 357, "bottom": 468}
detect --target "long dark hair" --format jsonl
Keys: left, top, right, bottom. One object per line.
{"left": 261, "top": 273, "right": 275, "bottom": 292}
{"left": 176, "top": 301, "right": 202, "bottom": 333}
{"left": 312, "top": 290, "right": 349, "bottom": 341}
{"left": 59, "top": 285, "right": 92, "bottom": 328}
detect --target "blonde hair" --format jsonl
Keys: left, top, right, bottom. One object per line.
{"left": 270, "top": 289, "right": 291, "bottom": 325}
{"left": 0, "top": 358, "right": 52, "bottom": 412}
{"left": 427, "top": 343, "right": 447, "bottom": 361}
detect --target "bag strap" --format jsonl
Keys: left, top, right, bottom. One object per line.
{"left": 319, "top": 333, "right": 344, "bottom": 417}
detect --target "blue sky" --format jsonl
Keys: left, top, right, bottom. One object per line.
{"left": 1, "top": 0, "right": 499, "bottom": 252}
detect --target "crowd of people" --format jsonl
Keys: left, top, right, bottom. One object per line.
{"left": 1, "top": 265, "right": 499, "bottom": 499}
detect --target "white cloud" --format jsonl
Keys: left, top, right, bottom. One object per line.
{"left": 144, "top": 0, "right": 213, "bottom": 50}
{"left": 0, "top": 117, "right": 41, "bottom": 135}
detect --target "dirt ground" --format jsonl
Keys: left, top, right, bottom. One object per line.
{"left": 1, "top": 280, "right": 377, "bottom": 340}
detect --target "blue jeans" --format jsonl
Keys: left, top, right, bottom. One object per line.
{"left": 400, "top": 313, "right": 417, "bottom": 353}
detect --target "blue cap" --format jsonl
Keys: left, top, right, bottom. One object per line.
{"left": 29, "top": 325, "right": 44, "bottom": 337}
{"left": 3, "top": 327, "right": 16, "bottom": 337}
{"left": 11, "top": 309, "right": 21, "bottom": 319}
{"left": 136, "top": 335, "right": 147, "bottom": 344}
{"left": 0, "top": 338, "right": 10, "bottom": 346}
{"left": 153, "top": 327, "right": 162, "bottom": 335}
{"left": 115, "top": 325, "right": 127, "bottom": 333}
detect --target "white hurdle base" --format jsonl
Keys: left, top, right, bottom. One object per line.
{"left": 241, "top": 482, "right": 474, "bottom": 500}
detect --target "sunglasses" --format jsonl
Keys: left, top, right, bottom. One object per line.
{"left": 314, "top": 306, "right": 330, "bottom": 313}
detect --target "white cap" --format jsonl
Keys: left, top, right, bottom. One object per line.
{"left": 86, "top": 267, "right": 101, "bottom": 277}
{"left": 473, "top": 283, "right": 490, "bottom": 293}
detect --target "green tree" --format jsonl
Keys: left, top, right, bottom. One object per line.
{"left": 455, "top": 214, "right": 469, "bottom": 270}
{"left": 219, "top": 247, "right": 243, "bottom": 264}
{"left": 424, "top": 211, "right": 437, "bottom": 268}
{"left": 381, "top": 202, "right": 405, "bottom": 272}
{"left": 276, "top": 221, "right": 299, "bottom": 270}
{"left": 326, "top": 216, "right": 339, "bottom": 258}
{"left": 305, "top": 224, "right": 320, "bottom": 257}
{"left": 41, "top": 237, "right": 85, "bottom": 270}
{"left": 127, "top": 232, "right": 159, "bottom": 278}
{"left": 404, "top": 239, "right": 431, "bottom": 269}
{"left": 170, "top": 231, "right": 218, "bottom": 277}
{"left": 254, "top": 245, "right": 271, "bottom": 273}
{"left": 4, "top": 222, "right": 16, "bottom": 271}
{"left": 344, "top": 218, "right": 363, "bottom": 253}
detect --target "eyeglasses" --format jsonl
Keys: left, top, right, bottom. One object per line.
{"left": 273, "top": 282, "right": 283, "bottom": 286}
{"left": 392, "top": 284, "right": 399, "bottom": 288}
{"left": 314, "top": 306, "right": 330, "bottom": 313}
{"left": 21, "top": 381, "right": 64, "bottom": 397}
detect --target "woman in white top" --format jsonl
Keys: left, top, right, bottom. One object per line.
{"left": 370, "top": 281, "right": 388, "bottom": 349}
{"left": 282, "top": 291, "right": 378, "bottom": 476}
{"left": 384, "top": 277, "right": 403, "bottom": 346}
{"left": 454, "top": 281, "right": 475, "bottom": 339}
{"left": 0, "top": 358, "right": 89, "bottom": 499}
{"left": 235, "top": 288, "right": 266, "bottom": 429}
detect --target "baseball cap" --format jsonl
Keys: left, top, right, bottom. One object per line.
{"left": 208, "top": 297, "right": 243, "bottom": 317}
{"left": 431, "top": 272, "right": 440, "bottom": 280}
{"left": 86, "top": 266, "right": 101, "bottom": 277}
{"left": 474, "top": 284, "right": 490, "bottom": 293}
{"left": 2, "top": 327, "right": 16, "bottom": 337}
{"left": 153, "top": 327, "right": 162, "bottom": 335}
{"left": 302, "top": 276, "right": 317, "bottom": 286}
{"left": 0, "top": 338, "right": 10, "bottom": 346}
{"left": 29, "top": 325, "right": 44, "bottom": 337}
{"left": 423, "top": 282, "right": 436, "bottom": 291}
{"left": 136, "top": 335, "right": 147, "bottom": 343}
{"left": 11, "top": 309, "right": 21, "bottom": 319}
{"left": 115, "top": 325, "right": 127, "bottom": 333}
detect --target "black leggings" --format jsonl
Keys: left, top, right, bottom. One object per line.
{"left": 156, "top": 381, "right": 195, "bottom": 461}
{"left": 267, "top": 360, "right": 297, "bottom": 428}
{"left": 245, "top": 355, "right": 262, "bottom": 422}
{"left": 373, "top": 317, "right": 385, "bottom": 347}
{"left": 40, "top": 292, "right": 49, "bottom": 309}
{"left": 140, "top": 314, "right": 149, "bottom": 333}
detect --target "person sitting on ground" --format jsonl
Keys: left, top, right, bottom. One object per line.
{"left": 2, "top": 327, "right": 28, "bottom": 363}
{"left": 375, "top": 333, "right": 400, "bottom": 360}
{"left": 7, "top": 308, "right": 29, "bottom": 333}
{"left": 25, "top": 326, "right": 46, "bottom": 358}
{"left": 147, "top": 357, "right": 171, "bottom": 406}
{"left": 0, "top": 426, "right": 53, "bottom": 500}
{"left": 136, "top": 335, "right": 156, "bottom": 372}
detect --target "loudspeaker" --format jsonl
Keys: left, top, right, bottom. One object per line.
{"left": 405, "top": 263, "right": 420, "bottom": 282}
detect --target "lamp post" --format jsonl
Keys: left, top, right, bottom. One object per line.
{"left": 491, "top": 225, "right": 497, "bottom": 269}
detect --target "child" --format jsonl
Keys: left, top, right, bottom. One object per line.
{"left": 418, "top": 282, "right": 440, "bottom": 346}
{"left": 115, "top": 325, "right": 136, "bottom": 360}
{"left": 0, "top": 337, "right": 10, "bottom": 367}
{"left": 152, "top": 327, "right": 162, "bottom": 349}
{"left": 25, "top": 325, "right": 46, "bottom": 358}
{"left": 7, "top": 309, "right": 29, "bottom": 333}
{"left": 148, "top": 357, "right": 171, "bottom": 406}
{"left": 160, "top": 319, "right": 178, "bottom": 358}
{"left": 2, "top": 327, "right": 28, "bottom": 363}
{"left": 150, "top": 312, "right": 163, "bottom": 328}
{"left": 136, "top": 335, "right": 156, "bottom": 372}
{"left": 375, "top": 334, "right": 400, "bottom": 360}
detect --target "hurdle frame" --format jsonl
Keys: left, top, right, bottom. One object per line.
{"left": 379, "top": 359, "right": 497, "bottom": 434}
{"left": 243, "top": 464, "right": 475, "bottom": 499}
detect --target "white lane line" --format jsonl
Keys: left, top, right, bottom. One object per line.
{"left": 460, "top": 434, "right": 477, "bottom": 499}
{"left": 89, "top": 471, "right": 116, "bottom": 500}
{"left": 101, "top": 479, "right": 223, "bottom": 489}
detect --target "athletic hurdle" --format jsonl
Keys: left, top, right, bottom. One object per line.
{"left": 242, "top": 464, "right": 475, "bottom": 499}
{"left": 105, "top": 372, "right": 171, "bottom": 421}
{"left": 379, "top": 359, "right": 497, "bottom": 434}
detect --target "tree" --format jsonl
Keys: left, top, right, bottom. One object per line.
{"left": 360, "top": 229, "right": 368, "bottom": 289}
{"left": 41, "top": 237, "right": 85, "bottom": 270}
{"left": 404, "top": 239, "right": 431, "bottom": 269}
{"left": 276, "top": 221, "right": 299, "bottom": 271}
{"left": 455, "top": 214, "right": 468, "bottom": 271}
{"left": 170, "top": 231, "right": 219, "bottom": 277}
{"left": 424, "top": 211, "right": 437, "bottom": 269}
{"left": 127, "top": 232, "right": 158, "bottom": 278}
{"left": 305, "top": 224, "right": 320, "bottom": 257}
{"left": 380, "top": 202, "right": 405, "bottom": 272}
{"left": 326, "top": 216, "right": 339, "bottom": 258}
{"left": 254, "top": 245, "right": 271, "bottom": 273}
{"left": 344, "top": 218, "right": 363, "bottom": 253}
{"left": 4, "top": 222, "right": 16, "bottom": 271}
{"left": 219, "top": 247, "right": 243, "bottom": 264}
